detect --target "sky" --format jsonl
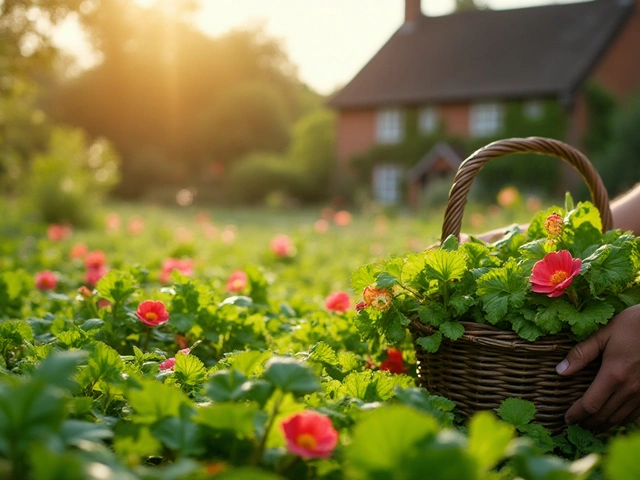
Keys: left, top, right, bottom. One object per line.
{"left": 53, "top": 0, "right": 578, "bottom": 95}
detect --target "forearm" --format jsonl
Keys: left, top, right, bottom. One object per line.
{"left": 611, "top": 184, "right": 640, "bottom": 235}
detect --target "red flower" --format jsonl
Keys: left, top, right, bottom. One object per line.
{"left": 158, "top": 357, "right": 176, "bottom": 371}
{"left": 281, "top": 411, "right": 339, "bottom": 459}
{"left": 325, "top": 291, "right": 351, "bottom": 312}
{"left": 362, "top": 285, "right": 393, "bottom": 311}
{"left": 70, "top": 243, "right": 88, "bottom": 260}
{"left": 77, "top": 286, "right": 93, "bottom": 298}
{"left": 160, "top": 258, "right": 193, "bottom": 283}
{"left": 35, "top": 271, "right": 57, "bottom": 291}
{"left": 544, "top": 213, "right": 564, "bottom": 237}
{"left": 136, "top": 300, "right": 170, "bottom": 327}
{"left": 530, "top": 250, "right": 582, "bottom": 298}
{"left": 355, "top": 301, "right": 367, "bottom": 312}
{"left": 271, "top": 234, "right": 295, "bottom": 258}
{"left": 84, "top": 251, "right": 106, "bottom": 270}
{"left": 333, "top": 210, "right": 352, "bottom": 227}
{"left": 85, "top": 266, "right": 108, "bottom": 287}
{"left": 226, "top": 270, "right": 248, "bottom": 292}
{"left": 47, "top": 224, "right": 72, "bottom": 241}
{"left": 379, "top": 348, "right": 407, "bottom": 374}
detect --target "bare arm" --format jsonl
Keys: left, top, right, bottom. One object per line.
{"left": 611, "top": 183, "right": 640, "bottom": 235}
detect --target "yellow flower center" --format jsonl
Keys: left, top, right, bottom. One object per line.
{"left": 296, "top": 433, "right": 317, "bottom": 449}
{"left": 550, "top": 270, "right": 569, "bottom": 285}
{"left": 232, "top": 279, "right": 244, "bottom": 289}
{"left": 145, "top": 312, "right": 158, "bottom": 322}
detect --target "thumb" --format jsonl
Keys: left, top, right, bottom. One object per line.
{"left": 556, "top": 329, "right": 607, "bottom": 376}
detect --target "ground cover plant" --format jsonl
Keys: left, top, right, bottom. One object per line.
{"left": 1, "top": 198, "right": 639, "bottom": 480}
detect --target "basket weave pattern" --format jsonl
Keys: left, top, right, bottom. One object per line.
{"left": 412, "top": 137, "right": 611, "bottom": 433}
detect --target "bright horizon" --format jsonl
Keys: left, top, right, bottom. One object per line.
{"left": 53, "top": 0, "right": 583, "bottom": 95}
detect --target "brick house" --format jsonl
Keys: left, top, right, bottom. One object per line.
{"left": 328, "top": 0, "right": 640, "bottom": 205}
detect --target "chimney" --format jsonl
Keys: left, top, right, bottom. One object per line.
{"left": 405, "top": 0, "right": 422, "bottom": 23}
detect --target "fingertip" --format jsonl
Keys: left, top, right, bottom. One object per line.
{"left": 556, "top": 359, "right": 570, "bottom": 375}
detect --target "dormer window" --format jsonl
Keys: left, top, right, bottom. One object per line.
{"left": 376, "top": 108, "right": 404, "bottom": 144}
{"left": 470, "top": 102, "right": 504, "bottom": 137}
{"left": 524, "top": 100, "right": 544, "bottom": 119}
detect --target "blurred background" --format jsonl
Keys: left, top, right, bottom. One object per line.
{"left": 2, "top": 0, "right": 640, "bottom": 226}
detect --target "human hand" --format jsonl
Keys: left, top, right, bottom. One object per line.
{"left": 557, "top": 304, "right": 640, "bottom": 429}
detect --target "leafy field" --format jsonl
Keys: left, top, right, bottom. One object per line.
{"left": 1, "top": 201, "right": 639, "bottom": 480}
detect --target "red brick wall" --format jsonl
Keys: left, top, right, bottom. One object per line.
{"left": 440, "top": 104, "right": 469, "bottom": 137}
{"left": 590, "top": 4, "right": 640, "bottom": 101}
{"left": 336, "top": 109, "right": 377, "bottom": 172}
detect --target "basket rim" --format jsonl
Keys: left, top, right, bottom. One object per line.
{"left": 409, "top": 318, "right": 577, "bottom": 353}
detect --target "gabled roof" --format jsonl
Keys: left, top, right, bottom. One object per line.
{"left": 329, "top": 0, "right": 633, "bottom": 108}
{"left": 406, "top": 142, "right": 465, "bottom": 182}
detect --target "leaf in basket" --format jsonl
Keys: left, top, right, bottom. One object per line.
{"left": 423, "top": 249, "right": 467, "bottom": 283}
{"left": 418, "top": 303, "right": 447, "bottom": 327}
{"left": 497, "top": 398, "right": 536, "bottom": 429}
{"left": 439, "top": 321, "right": 464, "bottom": 341}
{"left": 351, "top": 264, "right": 381, "bottom": 294}
{"left": 519, "top": 239, "right": 556, "bottom": 274}
{"left": 582, "top": 243, "right": 637, "bottom": 297}
{"left": 476, "top": 260, "right": 528, "bottom": 325}
{"left": 510, "top": 315, "right": 543, "bottom": 342}
{"left": 567, "top": 201, "right": 602, "bottom": 233}
{"left": 440, "top": 234, "right": 459, "bottom": 251}
{"left": 565, "top": 222, "right": 603, "bottom": 259}
{"left": 402, "top": 253, "right": 428, "bottom": 290}
{"left": 567, "top": 300, "right": 614, "bottom": 340}
{"left": 353, "top": 310, "right": 377, "bottom": 340}
{"left": 566, "top": 425, "right": 606, "bottom": 455}
{"left": 380, "top": 309, "right": 409, "bottom": 343}
{"left": 533, "top": 299, "right": 574, "bottom": 335}
{"left": 518, "top": 423, "right": 554, "bottom": 453}
{"left": 448, "top": 292, "right": 475, "bottom": 316}
{"left": 460, "top": 242, "right": 496, "bottom": 269}
{"left": 415, "top": 332, "right": 442, "bottom": 353}
{"left": 376, "top": 272, "right": 398, "bottom": 288}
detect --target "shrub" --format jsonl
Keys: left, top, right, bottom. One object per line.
{"left": 25, "top": 127, "right": 120, "bottom": 225}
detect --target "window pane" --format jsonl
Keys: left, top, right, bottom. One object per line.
{"left": 470, "top": 103, "right": 503, "bottom": 137}
{"left": 376, "top": 108, "right": 404, "bottom": 144}
{"left": 418, "top": 107, "right": 438, "bottom": 134}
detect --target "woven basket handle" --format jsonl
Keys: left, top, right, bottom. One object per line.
{"left": 441, "top": 137, "right": 613, "bottom": 242}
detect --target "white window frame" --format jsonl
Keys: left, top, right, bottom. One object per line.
{"left": 373, "top": 164, "right": 403, "bottom": 205}
{"left": 524, "top": 100, "right": 544, "bottom": 120}
{"left": 469, "top": 102, "right": 504, "bottom": 137}
{"left": 418, "top": 106, "right": 439, "bottom": 134}
{"left": 376, "top": 108, "right": 404, "bottom": 144}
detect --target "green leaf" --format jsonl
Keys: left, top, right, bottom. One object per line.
{"left": 345, "top": 406, "right": 475, "bottom": 480}
{"left": 519, "top": 423, "right": 554, "bottom": 453}
{"left": 477, "top": 260, "right": 528, "bottom": 325}
{"left": 308, "top": 341, "right": 338, "bottom": 365}
{"left": 440, "top": 321, "right": 465, "bottom": 341}
{"left": 583, "top": 243, "right": 637, "bottom": 296}
{"left": 604, "top": 432, "right": 640, "bottom": 480}
{"left": 207, "top": 370, "right": 249, "bottom": 402}
{"left": 423, "top": 249, "right": 467, "bottom": 283}
{"left": 195, "top": 403, "right": 258, "bottom": 437}
{"left": 174, "top": 352, "right": 207, "bottom": 386}
{"left": 96, "top": 270, "right": 137, "bottom": 303}
{"left": 418, "top": 303, "right": 448, "bottom": 327}
{"left": 76, "top": 341, "right": 124, "bottom": 389}
{"left": 34, "top": 350, "right": 88, "bottom": 391}
{"left": 440, "top": 234, "right": 459, "bottom": 251}
{"left": 375, "top": 272, "right": 398, "bottom": 288}
{"left": 402, "top": 253, "right": 428, "bottom": 289}
{"left": 353, "top": 309, "right": 377, "bottom": 340}
{"left": 351, "top": 264, "right": 381, "bottom": 294}
{"left": 448, "top": 292, "right": 475, "bottom": 317}
{"left": 150, "top": 404, "right": 203, "bottom": 457}
{"left": 416, "top": 332, "right": 442, "bottom": 353}
{"left": 497, "top": 398, "right": 536, "bottom": 429}
{"left": 127, "top": 380, "right": 190, "bottom": 424}
{"left": 216, "top": 350, "right": 271, "bottom": 376}
{"left": 60, "top": 419, "right": 113, "bottom": 447}
{"left": 567, "top": 201, "right": 601, "bottom": 233}
{"left": 80, "top": 318, "right": 104, "bottom": 331}
{"left": 216, "top": 468, "right": 285, "bottom": 480}
{"left": 511, "top": 315, "right": 543, "bottom": 341}
{"left": 379, "top": 308, "right": 409, "bottom": 343}
{"left": 566, "top": 424, "right": 605, "bottom": 455}
{"left": 263, "top": 357, "right": 320, "bottom": 395}
{"left": 460, "top": 242, "right": 493, "bottom": 269}
{"left": 512, "top": 451, "right": 598, "bottom": 480}
{"left": 519, "top": 239, "right": 556, "bottom": 273}
{"left": 565, "top": 192, "right": 574, "bottom": 212}
{"left": 468, "top": 411, "right": 514, "bottom": 474}
{"left": 567, "top": 300, "right": 614, "bottom": 340}
{"left": 533, "top": 300, "right": 574, "bottom": 335}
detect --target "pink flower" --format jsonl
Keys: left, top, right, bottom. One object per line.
{"left": 127, "top": 216, "right": 145, "bottom": 235}
{"left": 530, "top": 250, "right": 582, "bottom": 298}
{"left": 97, "top": 299, "right": 112, "bottom": 309}
{"left": 314, "top": 219, "right": 329, "bottom": 234}
{"left": 355, "top": 301, "right": 367, "bottom": 312}
{"left": 136, "top": 300, "right": 170, "bottom": 327}
{"left": 70, "top": 243, "right": 88, "bottom": 260}
{"left": 379, "top": 348, "right": 407, "bottom": 374}
{"left": 334, "top": 210, "right": 352, "bottom": 227}
{"left": 325, "top": 291, "right": 351, "bottom": 312}
{"left": 35, "top": 271, "right": 57, "bottom": 291}
{"left": 281, "top": 411, "right": 339, "bottom": 459}
{"left": 159, "top": 357, "right": 176, "bottom": 371}
{"left": 47, "top": 224, "right": 72, "bottom": 241}
{"left": 226, "top": 270, "right": 248, "bottom": 292}
{"left": 84, "top": 266, "right": 108, "bottom": 287}
{"left": 84, "top": 251, "right": 106, "bottom": 270}
{"left": 497, "top": 186, "right": 519, "bottom": 207}
{"left": 271, "top": 234, "right": 294, "bottom": 258}
{"left": 160, "top": 258, "right": 193, "bottom": 283}
{"left": 105, "top": 212, "right": 121, "bottom": 232}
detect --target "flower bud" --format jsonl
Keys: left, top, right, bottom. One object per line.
{"left": 544, "top": 213, "right": 564, "bottom": 237}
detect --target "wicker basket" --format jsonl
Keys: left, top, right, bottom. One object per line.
{"left": 411, "top": 137, "right": 612, "bottom": 434}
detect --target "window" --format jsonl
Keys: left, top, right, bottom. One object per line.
{"left": 373, "top": 164, "right": 403, "bottom": 205}
{"left": 469, "top": 103, "right": 504, "bottom": 137}
{"left": 418, "top": 107, "right": 439, "bottom": 134}
{"left": 376, "top": 108, "right": 404, "bottom": 144}
{"left": 524, "top": 100, "right": 544, "bottom": 120}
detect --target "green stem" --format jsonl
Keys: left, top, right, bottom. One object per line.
{"left": 250, "top": 391, "right": 283, "bottom": 466}
{"left": 143, "top": 327, "right": 152, "bottom": 352}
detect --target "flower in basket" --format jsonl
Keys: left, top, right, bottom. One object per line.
{"left": 351, "top": 194, "right": 640, "bottom": 351}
